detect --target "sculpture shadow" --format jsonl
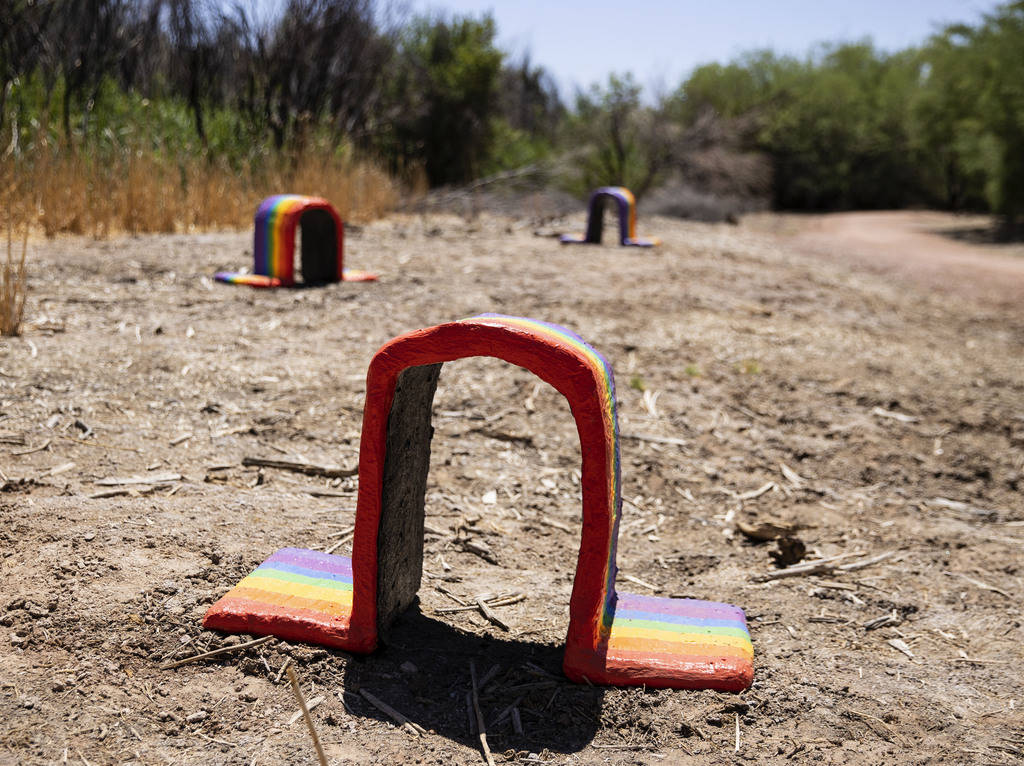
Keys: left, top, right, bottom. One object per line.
{"left": 339, "top": 605, "right": 604, "bottom": 754}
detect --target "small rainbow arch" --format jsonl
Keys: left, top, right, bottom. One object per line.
{"left": 215, "top": 195, "right": 377, "bottom": 288}
{"left": 561, "top": 186, "right": 660, "bottom": 248}
{"left": 203, "top": 315, "right": 751, "bottom": 690}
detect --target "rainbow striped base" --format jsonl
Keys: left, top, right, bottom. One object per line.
{"left": 559, "top": 234, "right": 661, "bottom": 248}
{"left": 566, "top": 592, "right": 753, "bottom": 690}
{"left": 214, "top": 272, "right": 283, "bottom": 288}
{"left": 205, "top": 548, "right": 752, "bottom": 690}
{"left": 214, "top": 269, "right": 378, "bottom": 288}
{"left": 339, "top": 269, "right": 379, "bottom": 283}
{"left": 203, "top": 548, "right": 356, "bottom": 647}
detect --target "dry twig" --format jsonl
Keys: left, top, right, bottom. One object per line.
{"left": 159, "top": 635, "right": 275, "bottom": 670}
{"left": 359, "top": 688, "right": 426, "bottom": 736}
{"left": 470, "top": 661, "right": 496, "bottom": 766}
{"left": 286, "top": 666, "right": 328, "bottom": 766}
{"left": 241, "top": 456, "right": 356, "bottom": 478}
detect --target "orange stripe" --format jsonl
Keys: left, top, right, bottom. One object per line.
{"left": 607, "top": 635, "right": 752, "bottom": 660}
{"left": 605, "top": 649, "right": 752, "bottom": 676}
{"left": 226, "top": 585, "right": 353, "bottom": 618}
{"left": 208, "top": 594, "right": 353, "bottom": 629}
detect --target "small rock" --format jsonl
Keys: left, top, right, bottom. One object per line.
{"left": 400, "top": 661, "right": 418, "bottom": 674}
{"left": 185, "top": 711, "right": 208, "bottom": 724}
{"left": 705, "top": 715, "right": 724, "bottom": 727}
{"left": 679, "top": 721, "right": 703, "bottom": 738}
{"left": 83, "top": 532, "right": 95, "bottom": 542}
{"left": 720, "top": 695, "right": 750, "bottom": 714}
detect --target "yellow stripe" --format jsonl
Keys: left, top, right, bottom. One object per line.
{"left": 236, "top": 573, "right": 353, "bottom": 604}
{"left": 609, "top": 626, "right": 753, "bottom": 653}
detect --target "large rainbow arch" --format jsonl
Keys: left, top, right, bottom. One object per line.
{"left": 215, "top": 195, "right": 377, "bottom": 288}
{"left": 203, "top": 315, "right": 751, "bottom": 690}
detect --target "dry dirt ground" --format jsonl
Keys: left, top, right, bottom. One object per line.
{"left": 1, "top": 210, "right": 1022, "bottom": 765}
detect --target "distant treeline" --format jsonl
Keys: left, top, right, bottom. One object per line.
{"left": 0, "top": 0, "right": 561, "bottom": 189}
{"left": 2, "top": 0, "right": 1023, "bottom": 222}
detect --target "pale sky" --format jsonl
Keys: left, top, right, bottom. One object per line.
{"left": 409, "top": 0, "right": 1004, "bottom": 97}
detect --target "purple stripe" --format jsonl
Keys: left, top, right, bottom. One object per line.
{"left": 257, "top": 561, "right": 353, "bottom": 584}
{"left": 615, "top": 593, "right": 746, "bottom": 621}
{"left": 614, "top": 609, "right": 747, "bottom": 629}
{"left": 266, "top": 548, "right": 353, "bottom": 577}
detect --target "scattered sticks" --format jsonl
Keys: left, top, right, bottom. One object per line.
{"left": 871, "top": 406, "right": 917, "bottom": 423}
{"left": 241, "top": 456, "right": 357, "bottom": 479}
{"left": 886, "top": 638, "right": 915, "bottom": 659}
{"left": 620, "top": 432, "right": 687, "bottom": 447}
{"left": 286, "top": 666, "right": 328, "bottom": 766}
{"left": 287, "top": 695, "right": 325, "bottom": 725}
{"left": 434, "top": 592, "right": 526, "bottom": 631}
{"left": 10, "top": 438, "right": 50, "bottom": 456}
{"left": 621, "top": 573, "right": 661, "bottom": 592}
{"left": 753, "top": 550, "right": 896, "bottom": 582}
{"left": 359, "top": 688, "right": 426, "bottom": 737}
{"left": 324, "top": 525, "right": 356, "bottom": 555}
{"left": 476, "top": 597, "right": 509, "bottom": 631}
{"left": 159, "top": 635, "right": 275, "bottom": 670}
{"left": 946, "top": 571, "right": 1012, "bottom": 598}
{"left": 469, "top": 661, "right": 496, "bottom": 766}
{"left": 96, "top": 471, "right": 182, "bottom": 486}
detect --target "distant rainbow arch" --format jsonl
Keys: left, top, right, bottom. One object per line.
{"left": 561, "top": 186, "right": 660, "bottom": 248}
{"left": 215, "top": 195, "right": 377, "bottom": 288}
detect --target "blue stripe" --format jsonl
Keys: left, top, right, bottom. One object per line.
{"left": 256, "top": 561, "right": 353, "bottom": 584}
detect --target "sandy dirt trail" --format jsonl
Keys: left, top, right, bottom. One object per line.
{"left": 750, "top": 210, "right": 1024, "bottom": 311}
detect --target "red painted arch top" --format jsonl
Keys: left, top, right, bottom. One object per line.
{"left": 204, "top": 315, "right": 753, "bottom": 690}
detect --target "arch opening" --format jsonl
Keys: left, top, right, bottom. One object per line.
{"left": 297, "top": 207, "right": 340, "bottom": 285}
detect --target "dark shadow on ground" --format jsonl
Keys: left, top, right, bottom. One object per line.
{"left": 339, "top": 605, "right": 604, "bottom": 755}
{"left": 931, "top": 222, "right": 1024, "bottom": 246}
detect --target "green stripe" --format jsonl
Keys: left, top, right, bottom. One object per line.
{"left": 614, "top": 619, "right": 751, "bottom": 639}
{"left": 247, "top": 568, "right": 353, "bottom": 591}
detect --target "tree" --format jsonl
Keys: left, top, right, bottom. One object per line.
{"left": 565, "top": 73, "right": 673, "bottom": 197}
{"left": 378, "top": 13, "right": 503, "bottom": 186}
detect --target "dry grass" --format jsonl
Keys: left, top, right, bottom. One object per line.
{"left": 1, "top": 218, "right": 27, "bottom": 337}
{"left": 5, "top": 147, "right": 399, "bottom": 239}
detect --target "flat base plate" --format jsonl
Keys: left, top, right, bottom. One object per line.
{"left": 203, "top": 549, "right": 753, "bottom": 690}
{"left": 213, "top": 270, "right": 378, "bottom": 288}
{"left": 203, "top": 548, "right": 357, "bottom": 648}
{"left": 214, "top": 272, "right": 282, "bottom": 288}
{"left": 564, "top": 592, "right": 753, "bottom": 690}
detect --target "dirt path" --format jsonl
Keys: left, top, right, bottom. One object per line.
{"left": 1, "top": 213, "right": 1022, "bottom": 764}
{"left": 747, "top": 210, "right": 1024, "bottom": 311}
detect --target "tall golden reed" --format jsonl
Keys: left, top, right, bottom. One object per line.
{"left": 4, "top": 146, "right": 398, "bottom": 239}
{"left": 1, "top": 216, "right": 27, "bottom": 337}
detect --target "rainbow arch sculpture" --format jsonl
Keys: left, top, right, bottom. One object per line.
{"left": 215, "top": 195, "right": 377, "bottom": 288}
{"left": 561, "top": 186, "right": 660, "bottom": 248}
{"left": 203, "top": 315, "right": 752, "bottom": 690}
